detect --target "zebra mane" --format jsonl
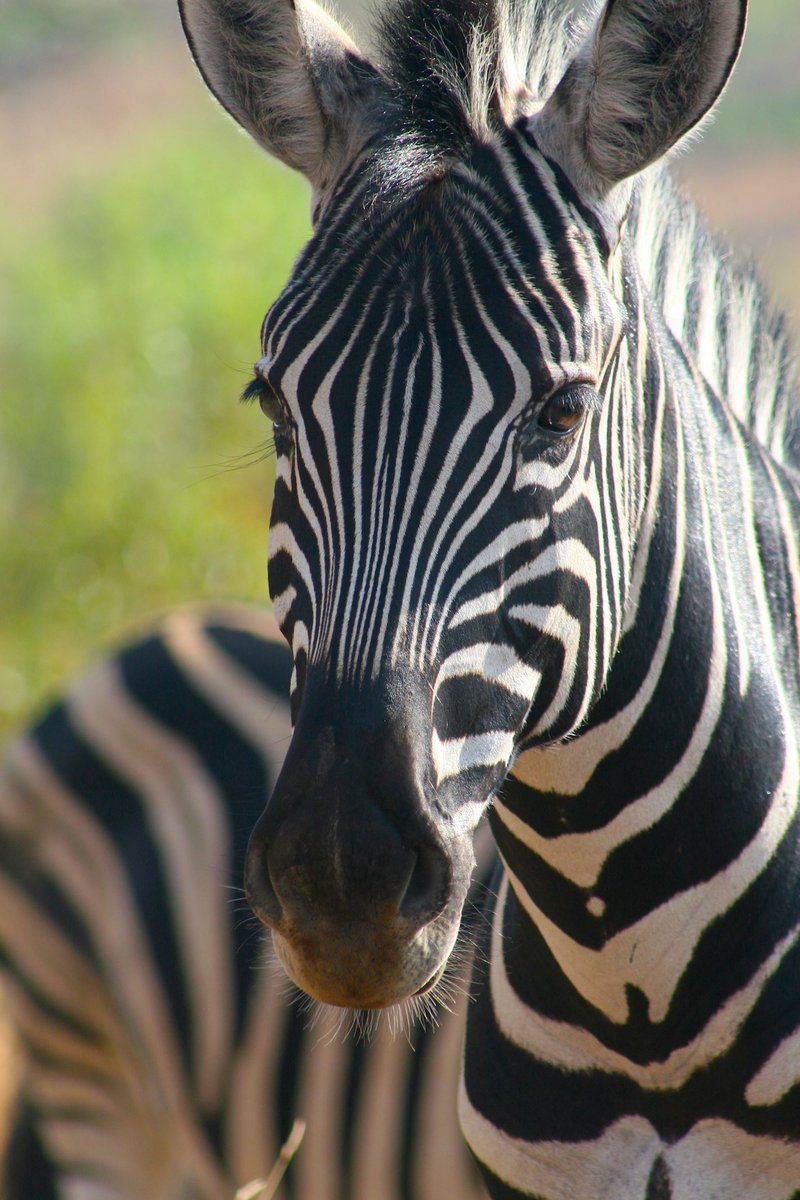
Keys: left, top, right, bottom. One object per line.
{"left": 373, "top": 0, "right": 573, "bottom": 157}
{"left": 369, "top": 0, "right": 799, "bottom": 469}
{"left": 631, "top": 169, "right": 800, "bottom": 469}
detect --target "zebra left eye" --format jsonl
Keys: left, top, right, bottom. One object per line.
{"left": 537, "top": 385, "right": 595, "bottom": 436}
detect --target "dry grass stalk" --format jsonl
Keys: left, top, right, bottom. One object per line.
{"left": 235, "top": 1118, "right": 307, "bottom": 1200}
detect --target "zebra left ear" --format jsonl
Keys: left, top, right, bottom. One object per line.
{"left": 534, "top": 0, "right": 747, "bottom": 207}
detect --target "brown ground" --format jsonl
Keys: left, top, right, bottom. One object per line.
{"left": 0, "top": 37, "right": 199, "bottom": 222}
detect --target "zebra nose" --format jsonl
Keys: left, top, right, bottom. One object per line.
{"left": 398, "top": 841, "right": 451, "bottom": 925}
{"left": 243, "top": 834, "right": 283, "bottom": 927}
{"left": 245, "top": 818, "right": 451, "bottom": 934}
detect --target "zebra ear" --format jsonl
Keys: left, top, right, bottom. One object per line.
{"left": 535, "top": 0, "right": 747, "bottom": 202}
{"left": 178, "top": 0, "right": 381, "bottom": 193}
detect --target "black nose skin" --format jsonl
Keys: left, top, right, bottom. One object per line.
{"left": 397, "top": 840, "right": 451, "bottom": 924}
{"left": 244, "top": 666, "right": 455, "bottom": 936}
{"left": 243, "top": 827, "right": 282, "bottom": 927}
{"left": 245, "top": 788, "right": 452, "bottom": 935}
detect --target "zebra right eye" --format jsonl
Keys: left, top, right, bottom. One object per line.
{"left": 537, "top": 384, "right": 597, "bottom": 437}
{"left": 241, "top": 375, "right": 286, "bottom": 426}
{"left": 259, "top": 389, "right": 284, "bottom": 424}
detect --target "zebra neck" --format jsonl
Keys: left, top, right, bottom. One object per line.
{"left": 489, "top": 313, "right": 800, "bottom": 1055}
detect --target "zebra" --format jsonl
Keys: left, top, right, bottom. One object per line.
{"left": 0, "top": 603, "right": 490, "bottom": 1198}
{"left": 177, "top": 0, "right": 800, "bottom": 1196}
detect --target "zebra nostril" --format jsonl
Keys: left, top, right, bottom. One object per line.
{"left": 398, "top": 842, "right": 450, "bottom": 926}
{"left": 244, "top": 837, "right": 283, "bottom": 927}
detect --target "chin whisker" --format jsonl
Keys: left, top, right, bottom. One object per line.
{"left": 282, "top": 916, "right": 483, "bottom": 1046}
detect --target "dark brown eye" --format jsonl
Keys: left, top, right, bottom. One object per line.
{"left": 241, "top": 375, "right": 285, "bottom": 425}
{"left": 537, "top": 385, "right": 596, "bottom": 436}
{"left": 259, "top": 388, "right": 284, "bottom": 424}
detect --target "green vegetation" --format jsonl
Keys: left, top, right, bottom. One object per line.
{"left": 0, "top": 118, "right": 309, "bottom": 738}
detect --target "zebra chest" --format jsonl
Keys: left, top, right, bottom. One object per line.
{"left": 459, "top": 1101, "right": 800, "bottom": 1200}
{"left": 461, "top": 866, "right": 800, "bottom": 1199}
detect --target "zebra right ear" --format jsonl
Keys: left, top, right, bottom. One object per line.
{"left": 178, "top": 0, "right": 381, "bottom": 195}
{"left": 534, "top": 0, "right": 747, "bottom": 214}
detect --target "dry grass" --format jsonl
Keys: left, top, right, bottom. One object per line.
{"left": 236, "top": 1120, "right": 307, "bottom": 1200}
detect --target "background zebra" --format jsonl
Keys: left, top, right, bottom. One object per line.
{"left": 0, "top": 604, "right": 489, "bottom": 1199}
{"left": 177, "top": 0, "right": 800, "bottom": 1197}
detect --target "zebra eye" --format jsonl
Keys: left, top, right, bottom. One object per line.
{"left": 259, "top": 389, "right": 284, "bottom": 424}
{"left": 241, "top": 375, "right": 286, "bottom": 426}
{"left": 537, "top": 385, "right": 595, "bottom": 436}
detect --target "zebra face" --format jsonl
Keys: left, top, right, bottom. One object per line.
{"left": 244, "top": 132, "right": 631, "bottom": 1008}
{"left": 180, "top": 0, "right": 745, "bottom": 1013}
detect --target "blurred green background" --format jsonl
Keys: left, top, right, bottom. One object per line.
{"left": 1, "top": 0, "right": 799, "bottom": 742}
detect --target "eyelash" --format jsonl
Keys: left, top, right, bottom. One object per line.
{"left": 241, "top": 375, "right": 286, "bottom": 427}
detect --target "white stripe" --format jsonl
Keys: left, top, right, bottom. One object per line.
{"left": 225, "top": 964, "right": 285, "bottom": 1185}
{"left": 503, "top": 737, "right": 798, "bottom": 1026}
{"left": 1, "top": 741, "right": 230, "bottom": 1196}
{"left": 511, "top": 411, "right": 684, "bottom": 795}
{"left": 459, "top": 1087, "right": 659, "bottom": 1200}
{"left": 434, "top": 643, "right": 541, "bottom": 702}
{"left": 489, "top": 876, "right": 800, "bottom": 1092}
{"left": 747, "top": 1022, "right": 800, "bottom": 1108}
{"left": 432, "top": 730, "right": 515, "bottom": 785}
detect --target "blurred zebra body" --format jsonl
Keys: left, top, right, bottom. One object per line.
{"left": 0, "top": 605, "right": 488, "bottom": 1199}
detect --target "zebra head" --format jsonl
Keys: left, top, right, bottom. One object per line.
{"left": 180, "top": 0, "right": 746, "bottom": 1009}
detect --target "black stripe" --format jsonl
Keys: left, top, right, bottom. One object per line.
{"left": 118, "top": 633, "right": 276, "bottom": 1034}
{"left": 30, "top": 706, "right": 193, "bottom": 1079}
